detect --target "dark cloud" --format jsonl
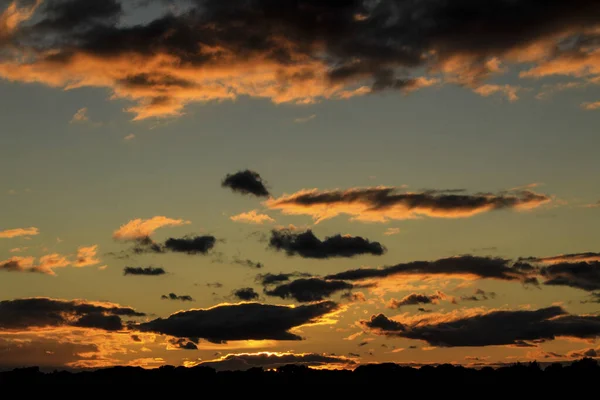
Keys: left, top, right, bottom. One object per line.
{"left": 524, "top": 252, "right": 600, "bottom": 264}
{"left": 348, "top": 352, "right": 360, "bottom": 357}
{"left": 326, "top": 255, "right": 537, "bottom": 283}
{"left": 123, "top": 266, "right": 166, "bottom": 276}
{"left": 233, "top": 258, "right": 264, "bottom": 269}
{"left": 138, "top": 301, "right": 339, "bottom": 343}
{"left": 255, "top": 272, "right": 311, "bottom": 286}
{"left": 388, "top": 292, "right": 443, "bottom": 308}
{"left": 540, "top": 262, "right": 600, "bottom": 292}
{"left": 131, "top": 235, "right": 217, "bottom": 255}
{"left": 358, "top": 341, "right": 369, "bottom": 347}
{"left": 0, "top": 0, "right": 598, "bottom": 119}
{"left": 0, "top": 297, "right": 144, "bottom": 331}
{"left": 461, "top": 289, "right": 497, "bottom": 302}
{"left": 161, "top": 293, "right": 194, "bottom": 302}
{"left": 0, "top": 338, "right": 98, "bottom": 369}
{"left": 131, "top": 335, "right": 142, "bottom": 342}
{"left": 264, "top": 278, "right": 355, "bottom": 303}
{"left": 222, "top": 170, "right": 270, "bottom": 197}
{"left": 232, "top": 288, "right": 259, "bottom": 301}
{"left": 269, "top": 229, "right": 386, "bottom": 259}
{"left": 267, "top": 188, "right": 550, "bottom": 223}
{"left": 169, "top": 338, "right": 198, "bottom": 350}
{"left": 205, "top": 282, "right": 224, "bottom": 289}
{"left": 362, "top": 306, "right": 600, "bottom": 347}
{"left": 198, "top": 352, "right": 355, "bottom": 372}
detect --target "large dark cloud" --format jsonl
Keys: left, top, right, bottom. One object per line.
{"left": 222, "top": 170, "right": 270, "bottom": 197}
{"left": 539, "top": 262, "right": 600, "bottom": 292}
{"left": 269, "top": 229, "right": 386, "bottom": 259}
{"left": 131, "top": 235, "right": 217, "bottom": 255}
{"left": 326, "top": 255, "right": 537, "bottom": 283}
{"left": 0, "top": 298, "right": 144, "bottom": 331}
{"left": 123, "top": 266, "right": 166, "bottom": 276}
{"left": 264, "top": 278, "right": 354, "bottom": 303}
{"left": 388, "top": 292, "right": 443, "bottom": 308}
{"left": 362, "top": 306, "right": 600, "bottom": 347}
{"left": 198, "top": 352, "right": 355, "bottom": 372}
{"left": 266, "top": 188, "right": 551, "bottom": 223}
{"left": 232, "top": 288, "right": 259, "bottom": 301}
{"left": 138, "top": 301, "right": 339, "bottom": 343}
{"left": 161, "top": 293, "right": 194, "bottom": 302}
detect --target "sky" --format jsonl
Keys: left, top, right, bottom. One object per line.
{"left": 0, "top": 0, "right": 600, "bottom": 371}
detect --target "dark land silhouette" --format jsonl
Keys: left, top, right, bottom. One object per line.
{"left": 1, "top": 358, "right": 598, "bottom": 385}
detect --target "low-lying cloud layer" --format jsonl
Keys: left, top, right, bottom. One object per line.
{"left": 161, "top": 293, "right": 194, "bottom": 302}
{"left": 198, "top": 352, "right": 356, "bottom": 371}
{"left": 269, "top": 229, "right": 386, "bottom": 258}
{"left": 139, "top": 301, "right": 339, "bottom": 343}
{"left": 266, "top": 187, "right": 550, "bottom": 223}
{"left": 232, "top": 288, "right": 260, "bottom": 301}
{"left": 362, "top": 306, "right": 600, "bottom": 347}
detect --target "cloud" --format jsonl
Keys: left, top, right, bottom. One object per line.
{"left": 0, "top": 227, "right": 39, "bottom": 238}
{"left": 582, "top": 101, "right": 600, "bottom": 110}
{"left": 113, "top": 216, "right": 191, "bottom": 240}
{"left": 384, "top": 228, "right": 401, "bottom": 236}
{"left": 123, "top": 266, "right": 166, "bottom": 276}
{"left": 461, "top": 289, "right": 497, "bottom": 302}
{"left": 361, "top": 306, "right": 600, "bottom": 347}
{"left": 230, "top": 210, "right": 275, "bottom": 224}
{"left": 233, "top": 258, "right": 263, "bottom": 269}
{"left": 567, "top": 346, "right": 600, "bottom": 359}
{"left": 163, "top": 236, "right": 216, "bottom": 255}
{"left": 197, "top": 352, "right": 355, "bottom": 371}
{"left": 269, "top": 229, "right": 386, "bottom": 259}
{"left": 0, "top": 297, "right": 144, "bottom": 331}
{"left": 326, "top": 255, "right": 537, "bottom": 284}
{"left": 265, "top": 187, "right": 550, "bottom": 223}
{"left": 222, "top": 170, "right": 270, "bottom": 198}
{"left": 161, "top": 293, "right": 194, "bottom": 302}
{"left": 0, "top": 337, "right": 97, "bottom": 369}
{"left": 529, "top": 252, "right": 600, "bottom": 264}
{"left": 232, "top": 288, "right": 259, "bottom": 301}
{"left": 73, "top": 245, "right": 100, "bottom": 267}
{"left": 473, "top": 84, "right": 520, "bottom": 101}
{"left": 70, "top": 107, "right": 88, "bottom": 123}
{"left": 255, "top": 272, "right": 311, "bottom": 286}
{"left": 539, "top": 262, "right": 600, "bottom": 292}
{"left": 206, "top": 282, "right": 224, "bottom": 289}
{"left": 124, "top": 133, "right": 135, "bottom": 141}
{"left": 168, "top": 337, "right": 198, "bottom": 350}
{"left": 9, "top": 247, "right": 28, "bottom": 253}
{"left": 294, "top": 114, "right": 316, "bottom": 123}
{"left": 264, "top": 278, "right": 355, "bottom": 303}
{"left": 0, "top": 0, "right": 598, "bottom": 119}
{"left": 388, "top": 292, "right": 445, "bottom": 308}
{"left": 138, "top": 301, "right": 339, "bottom": 342}
{"left": 0, "top": 256, "right": 35, "bottom": 272}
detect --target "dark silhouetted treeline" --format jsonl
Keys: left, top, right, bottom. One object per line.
{"left": 0, "top": 358, "right": 599, "bottom": 385}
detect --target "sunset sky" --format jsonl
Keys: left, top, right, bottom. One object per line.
{"left": 1, "top": 0, "right": 600, "bottom": 371}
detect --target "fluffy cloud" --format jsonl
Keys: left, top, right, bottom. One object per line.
{"left": 0, "top": 245, "right": 101, "bottom": 275}
{"left": 161, "top": 293, "right": 194, "bottom": 302}
{"left": 361, "top": 306, "right": 600, "bottom": 347}
{"left": 197, "top": 352, "right": 356, "bottom": 371}
{"left": 230, "top": 210, "right": 275, "bottom": 224}
{"left": 73, "top": 245, "right": 100, "bottom": 267}
{"left": 269, "top": 229, "right": 386, "bottom": 258}
{"left": 326, "top": 255, "right": 537, "bottom": 284}
{"left": 232, "top": 288, "right": 260, "bottom": 301}
{"left": 388, "top": 292, "right": 445, "bottom": 308}
{"left": 0, "top": 0, "right": 598, "bottom": 118}
{"left": 473, "top": 84, "right": 520, "bottom": 101}
{"left": 123, "top": 266, "right": 166, "bottom": 276}
{"left": 264, "top": 278, "right": 354, "bottom": 303}
{"left": 0, "top": 297, "right": 144, "bottom": 331}
{"left": 222, "top": 170, "right": 270, "bottom": 198}
{"left": 113, "top": 216, "right": 190, "bottom": 240}
{"left": 266, "top": 187, "right": 550, "bottom": 223}
{"left": 138, "top": 301, "right": 339, "bottom": 342}
{"left": 0, "top": 227, "right": 39, "bottom": 238}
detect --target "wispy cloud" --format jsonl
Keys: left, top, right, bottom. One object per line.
{"left": 294, "top": 114, "right": 316, "bottom": 123}
{"left": 113, "top": 216, "right": 191, "bottom": 241}
{"left": 230, "top": 210, "right": 275, "bottom": 224}
{"left": 70, "top": 108, "right": 89, "bottom": 123}
{"left": 0, "top": 227, "right": 39, "bottom": 239}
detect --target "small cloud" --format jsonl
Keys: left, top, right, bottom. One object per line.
{"left": 70, "top": 107, "right": 89, "bottom": 123}
{"left": 0, "top": 227, "right": 39, "bottom": 239}
{"left": 474, "top": 84, "right": 520, "bottom": 102}
{"left": 583, "top": 201, "right": 600, "bottom": 208}
{"left": 7, "top": 189, "right": 16, "bottom": 195}
{"left": 124, "top": 134, "right": 136, "bottom": 141}
{"left": 384, "top": 228, "right": 401, "bottom": 236}
{"left": 113, "top": 216, "right": 191, "bottom": 241}
{"left": 294, "top": 114, "right": 316, "bottom": 123}
{"left": 582, "top": 101, "right": 600, "bottom": 110}
{"left": 230, "top": 210, "right": 275, "bottom": 224}
{"left": 98, "top": 265, "right": 108, "bottom": 271}
{"left": 9, "top": 247, "right": 28, "bottom": 253}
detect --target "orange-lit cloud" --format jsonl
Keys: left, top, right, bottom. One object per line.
{"left": 70, "top": 107, "right": 89, "bottom": 123}
{"left": 265, "top": 187, "right": 550, "bottom": 223}
{"left": 384, "top": 228, "right": 401, "bottom": 236}
{"left": 73, "top": 245, "right": 101, "bottom": 268}
{"left": 0, "top": 256, "right": 35, "bottom": 272}
{"left": 582, "top": 101, "right": 600, "bottom": 110}
{"left": 113, "top": 216, "right": 191, "bottom": 240}
{"left": 230, "top": 210, "right": 275, "bottom": 224}
{"left": 474, "top": 84, "right": 520, "bottom": 102}
{"left": 0, "top": 227, "right": 39, "bottom": 238}
{"left": 1, "top": 245, "right": 102, "bottom": 275}
{"left": 0, "top": 0, "right": 40, "bottom": 40}
{"left": 9, "top": 247, "right": 28, "bottom": 253}
{"left": 197, "top": 351, "right": 357, "bottom": 371}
